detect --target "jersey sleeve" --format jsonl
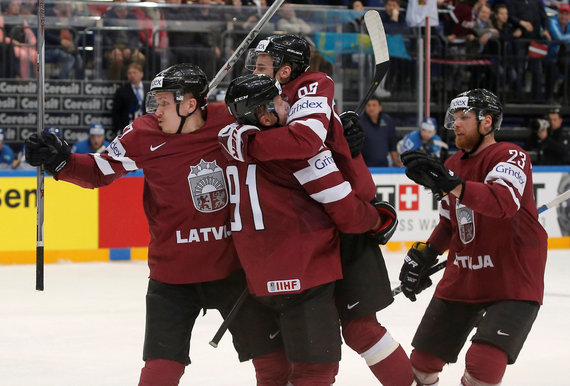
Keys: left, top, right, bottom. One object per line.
{"left": 457, "top": 147, "right": 532, "bottom": 219}
{"left": 292, "top": 149, "right": 378, "bottom": 234}
{"left": 248, "top": 76, "right": 335, "bottom": 162}
{"left": 56, "top": 125, "right": 140, "bottom": 188}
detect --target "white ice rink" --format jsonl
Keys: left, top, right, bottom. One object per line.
{"left": 1, "top": 249, "right": 568, "bottom": 386}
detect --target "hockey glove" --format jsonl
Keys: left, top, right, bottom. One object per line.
{"left": 401, "top": 150, "right": 464, "bottom": 200}
{"left": 218, "top": 123, "right": 260, "bottom": 162}
{"left": 367, "top": 199, "right": 398, "bottom": 245}
{"left": 340, "top": 111, "right": 365, "bottom": 157}
{"left": 399, "top": 242, "right": 439, "bottom": 301}
{"left": 25, "top": 132, "right": 71, "bottom": 175}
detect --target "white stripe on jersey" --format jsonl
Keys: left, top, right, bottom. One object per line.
{"left": 310, "top": 181, "right": 352, "bottom": 204}
{"left": 490, "top": 178, "right": 521, "bottom": 210}
{"left": 484, "top": 161, "right": 526, "bottom": 209}
{"left": 110, "top": 155, "right": 138, "bottom": 171}
{"left": 94, "top": 154, "right": 115, "bottom": 175}
{"left": 293, "top": 150, "right": 339, "bottom": 184}
{"left": 439, "top": 195, "right": 450, "bottom": 219}
{"left": 290, "top": 118, "right": 328, "bottom": 142}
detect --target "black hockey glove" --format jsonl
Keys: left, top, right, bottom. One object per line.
{"left": 399, "top": 242, "right": 439, "bottom": 301}
{"left": 367, "top": 199, "right": 398, "bottom": 245}
{"left": 340, "top": 111, "right": 365, "bottom": 157}
{"left": 401, "top": 150, "right": 464, "bottom": 201}
{"left": 25, "top": 132, "right": 71, "bottom": 175}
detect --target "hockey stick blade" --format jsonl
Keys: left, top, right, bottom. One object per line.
{"left": 392, "top": 189, "right": 570, "bottom": 298}
{"left": 355, "top": 10, "right": 390, "bottom": 116}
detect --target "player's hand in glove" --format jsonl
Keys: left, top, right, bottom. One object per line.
{"left": 340, "top": 111, "right": 365, "bottom": 157}
{"left": 400, "top": 150, "right": 464, "bottom": 200}
{"left": 399, "top": 242, "right": 439, "bottom": 301}
{"left": 25, "top": 131, "right": 71, "bottom": 175}
{"left": 218, "top": 123, "right": 260, "bottom": 162}
{"left": 368, "top": 199, "right": 398, "bottom": 245}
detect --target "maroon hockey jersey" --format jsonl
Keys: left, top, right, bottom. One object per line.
{"left": 428, "top": 142, "right": 548, "bottom": 304}
{"left": 246, "top": 71, "right": 377, "bottom": 203}
{"left": 224, "top": 121, "right": 380, "bottom": 296}
{"left": 57, "top": 103, "right": 241, "bottom": 284}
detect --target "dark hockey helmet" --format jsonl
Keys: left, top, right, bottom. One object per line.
{"left": 246, "top": 34, "right": 310, "bottom": 80}
{"left": 225, "top": 74, "right": 282, "bottom": 126}
{"left": 444, "top": 89, "right": 503, "bottom": 132}
{"left": 146, "top": 63, "right": 209, "bottom": 113}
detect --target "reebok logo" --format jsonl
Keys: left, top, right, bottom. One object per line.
{"left": 150, "top": 142, "right": 166, "bottom": 151}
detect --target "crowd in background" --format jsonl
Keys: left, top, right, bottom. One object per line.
{"left": 0, "top": 0, "right": 568, "bottom": 166}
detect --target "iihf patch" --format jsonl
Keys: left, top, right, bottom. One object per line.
{"left": 187, "top": 159, "right": 228, "bottom": 213}
{"left": 267, "top": 279, "right": 301, "bottom": 293}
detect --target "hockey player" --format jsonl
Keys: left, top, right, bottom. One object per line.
{"left": 221, "top": 73, "right": 399, "bottom": 385}
{"left": 399, "top": 89, "right": 548, "bottom": 385}
{"left": 24, "top": 64, "right": 288, "bottom": 386}
{"left": 219, "top": 34, "right": 416, "bottom": 385}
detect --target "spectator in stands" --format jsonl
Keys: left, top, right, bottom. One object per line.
{"left": 442, "top": 0, "right": 476, "bottom": 94}
{"left": 101, "top": 0, "right": 146, "bottom": 80}
{"left": 361, "top": 96, "right": 403, "bottom": 167}
{"left": 343, "top": 0, "right": 365, "bottom": 34}
{"left": 0, "top": 9, "right": 19, "bottom": 77}
{"left": 508, "top": 0, "right": 551, "bottom": 101}
{"left": 161, "top": 0, "right": 221, "bottom": 78}
{"left": 276, "top": 2, "right": 312, "bottom": 35}
{"left": 131, "top": 0, "right": 169, "bottom": 77}
{"left": 0, "top": 129, "right": 15, "bottom": 169}
{"left": 380, "top": 0, "right": 412, "bottom": 95}
{"left": 545, "top": 4, "right": 570, "bottom": 102}
{"left": 72, "top": 123, "right": 110, "bottom": 154}
{"left": 112, "top": 63, "right": 146, "bottom": 136}
{"left": 1, "top": 0, "right": 37, "bottom": 79}
{"left": 492, "top": 4, "right": 522, "bottom": 96}
{"left": 536, "top": 108, "right": 570, "bottom": 165}
{"left": 45, "top": 0, "right": 84, "bottom": 79}
{"left": 397, "top": 117, "right": 444, "bottom": 159}
{"left": 470, "top": 3, "right": 500, "bottom": 89}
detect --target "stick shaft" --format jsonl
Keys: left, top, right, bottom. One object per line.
{"left": 207, "top": 0, "right": 285, "bottom": 97}
{"left": 209, "top": 288, "right": 249, "bottom": 348}
{"left": 36, "top": 0, "right": 46, "bottom": 291}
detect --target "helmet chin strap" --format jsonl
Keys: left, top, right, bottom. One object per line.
{"left": 175, "top": 104, "right": 198, "bottom": 134}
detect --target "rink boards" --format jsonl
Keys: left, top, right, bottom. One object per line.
{"left": 0, "top": 167, "right": 568, "bottom": 264}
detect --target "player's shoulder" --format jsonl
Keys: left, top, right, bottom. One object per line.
{"left": 203, "top": 102, "right": 235, "bottom": 128}
{"left": 488, "top": 141, "right": 527, "bottom": 157}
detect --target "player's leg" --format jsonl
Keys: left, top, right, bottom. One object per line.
{"left": 206, "top": 270, "right": 289, "bottom": 385}
{"left": 337, "top": 233, "right": 414, "bottom": 385}
{"left": 139, "top": 279, "right": 202, "bottom": 386}
{"left": 410, "top": 298, "right": 484, "bottom": 385}
{"left": 461, "top": 300, "right": 540, "bottom": 385}
{"left": 258, "top": 282, "right": 341, "bottom": 386}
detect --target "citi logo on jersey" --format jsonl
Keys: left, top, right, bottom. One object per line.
{"left": 267, "top": 279, "right": 301, "bottom": 293}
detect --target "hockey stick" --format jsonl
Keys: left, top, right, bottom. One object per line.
{"left": 355, "top": 10, "right": 390, "bottom": 116}
{"left": 36, "top": 0, "right": 46, "bottom": 291}
{"left": 392, "top": 189, "right": 570, "bottom": 297}
{"left": 206, "top": 0, "right": 285, "bottom": 98}
{"left": 209, "top": 287, "right": 249, "bottom": 348}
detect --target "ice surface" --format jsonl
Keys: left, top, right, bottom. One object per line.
{"left": 1, "top": 249, "right": 568, "bottom": 385}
